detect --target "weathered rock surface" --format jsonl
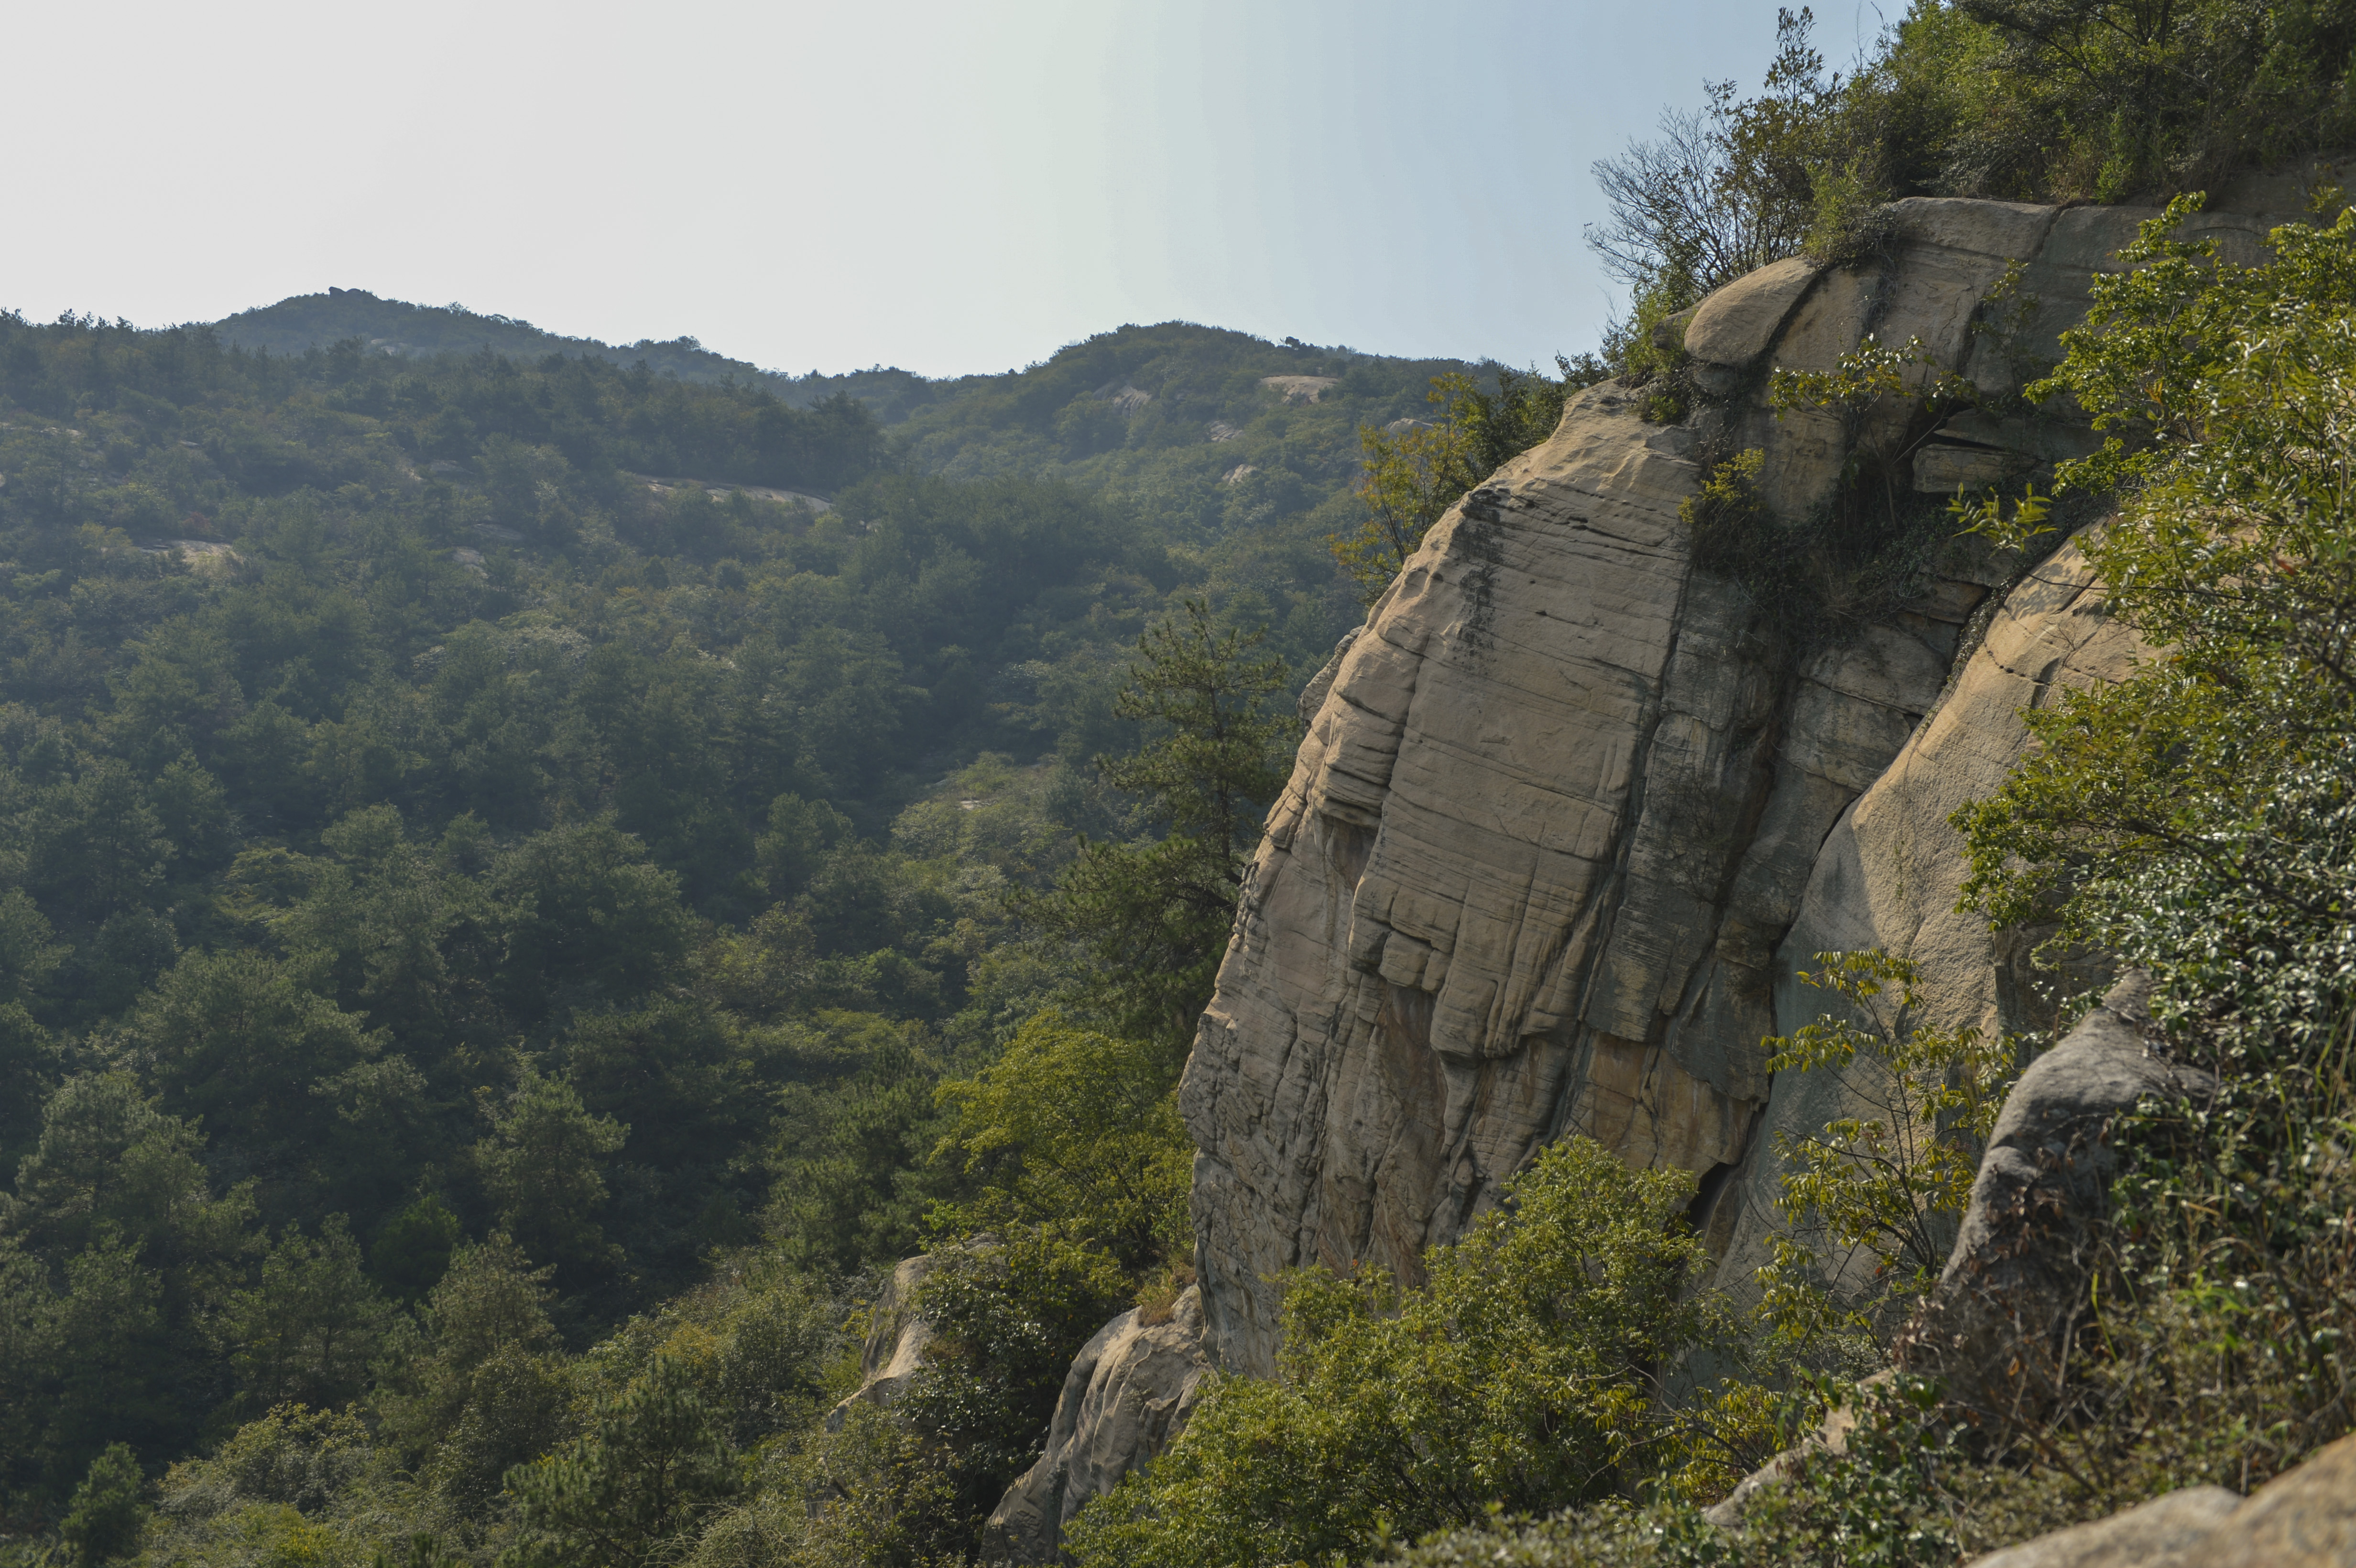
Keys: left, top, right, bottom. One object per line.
{"left": 1705, "top": 533, "right": 2150, "bottom": 1304}
{"left": 1895, "top": 971, "right": 2216, "bottom": 1423}
{"left": 823, "top": 1253, "right": 940, "bottom": 1432}
{"left": 1966, "top": 1486, "right": 2243, "bottom": 1568}
{"left": 1178, "top": 192, "right": 2274, "bottom": 1377}
{"left": 986, "top": 1286, "right": 1212, "bottom": 1562}
{"left": 991, "top": 187, "right": 2314, "bottom": 1529}
{"left": 1964, "top": 1431, "right": 2356, "bottom": 1567}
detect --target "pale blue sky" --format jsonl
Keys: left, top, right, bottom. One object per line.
{"left": 4, "top": 0, "right": 1887, "bottom": 376}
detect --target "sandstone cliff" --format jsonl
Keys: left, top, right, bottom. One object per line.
{"left": 1178, "top": 194, "right": 2298, "bottom": 1377}
{"left": 986, "top": 189, "right": 2311, "bottom": 1551}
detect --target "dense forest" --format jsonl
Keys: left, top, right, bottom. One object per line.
{"left": 0, "top": 236, "right": 1600, "bottom": 1561}
{"left": 0, "top": 295, "right": 1436, "bottom": 1559}
{"left": 8, "top": 0, "right": 2356, "bottom": 1564}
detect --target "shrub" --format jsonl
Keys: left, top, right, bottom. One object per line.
{"left": 1063, "top": 1138, "right": 1727, "bottom": 1568}
{"left": 930, "top": 1011, "right": 1192, "bottom": 1271}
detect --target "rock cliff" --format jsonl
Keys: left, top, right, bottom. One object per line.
{"left": 1179, "top": 194, "right": 2299, "bottom": 1377}
{"left": 986, "top": 1287, "right": 1213, "bottom": 1561}
{"left": 990, "top": 189, "right": 2311, "bottom": 1551}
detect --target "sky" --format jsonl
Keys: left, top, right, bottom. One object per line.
{"left": 1, "top": 0, "right": 1889, "bottom": 379}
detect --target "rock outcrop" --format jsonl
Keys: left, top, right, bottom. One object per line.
{"left": 1178, "top": 194, "right": 2308, "bottom": 1377}
{"left": 986, "top": 1286, "right": 1212, "bottom": 1561}
{"left": 984, "top": 187, "right": 2315, "bottom": 1543}
{"left": 1965, "top": 1432, "right": 2356, "bottom": 1567}
{"left": 1895, "top": 971, "right": 2215, "bottom": 1423}
{"left": 1705, "top": 531, "right": 2151, "bottom": 1304}
{"left": 824, "top": 1253, "right": 940, "bottom": 1431}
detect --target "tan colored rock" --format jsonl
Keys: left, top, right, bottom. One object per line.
{"left": 1962, "top": 1431, "right": 2356, "bottom": 1568}
{"left": 1182, "top": 194, "right": 2297, "bottom": 1383}
{"left": 986, "top": 1287, "right": 1213, "bottom": 1562}
{"left": 1706, "top": 536, "right": 2151, "bottom": 1309}
{"left": 1184, "top": 394, "right": 1984, "bottom": 1371}
{"left": 823, "top": 1253, "right": 941, "bottom": 1432}
{"left": 1895, "top": 971, "right": 2216, "bottom": 1423}
{"left": 2203, "top": 1432, "right": 2356, "bottom": 1568}
{"left": 1913, "top": 440, "right": 2030, "bottom": 492}
{"left": 1685, "top": 255, "right": 1822, "bottom": 391}
{"left": 1965, "top": 1486, "right": 2242, "bottom": 1568}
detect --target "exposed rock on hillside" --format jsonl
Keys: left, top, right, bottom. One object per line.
{"left": 1965, "top": 1431, "right": 2356, "bottom": 1567}
{"left": 1179, "top": 194, "right": 2299, "bottom": 1376}
{"left": 1896, "top": 971, "right": 2215, "bottom": 1424}
{"left": 986, "top": 1287, "right": 1212, "bottom": 1562}
{"left": 824, "top": 1252, "right": 941, "bottom": 1432}
{"left": 986, "top": 191, "right": 2310, "bottom": 1552}
{"left": 1707, "top": 532, "right": 2150, "bottom": 1305}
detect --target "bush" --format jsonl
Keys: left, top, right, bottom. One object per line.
{"left": 930, "top": 1011, "right": 1192, "bottom": 1270}
{"left": 1064, "top": 1139, "right": 1728, "bottom": 1568}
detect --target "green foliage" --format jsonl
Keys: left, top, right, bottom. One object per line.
{"left": 896, "top": 1234, "right": 1133, "bottom": 1545}
{"left": 1332, "top": 362, "right": 1602, "bottom": 601}
{"left": 1589, "top": 11, "right": 1842, "bottom": 315}
{"left": 1024, "top": 600, "right": 1294, "bottom": 1053}
{"left": 503, "top": 1353, "right": 739, "bottom": 1568}
{"left": 1065, "top": 1138, "right": 1727, "bottom": 1568}
{"left": 1930, "top": 0, "right": 2356, "bottom": 202}
{"left": 1763, "top": 951, "right": 2011, "bottom": 1307}
{"left": 373, "top": 1233, "right": 571, "bottom": 1510}
{"left": 1958, "top": 201, "right": 2356, "bottom": 929}
{"left": 931, "top": 1011, "right": 1192, "bottom": 1269}
{"left": 1592, "top": 0, "right": 2356, "bottom": 353}
{"left": 370, "top": 1195, "right": 461, "bottom": 1306}
{"left": 224, "top": 1216, "right": 398, "bottom": 1412}
{"left": 472, "top": 1067, "right": 629, "bottom": 1277}
{"left": 1390, "top": 1378, "right": 1966, "bottom": 1568}
{"left": 60, "top": 1444, "right": 144, "bottom": 1568}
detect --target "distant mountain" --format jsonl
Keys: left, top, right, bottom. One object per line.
{"left": 207, "top": 294, "right": 1519, "bottom": 569}
{"left": 211, "top": 288, "right": 940, "bottom": 419}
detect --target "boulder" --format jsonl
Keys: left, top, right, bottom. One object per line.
{"left": 1965, "top": 1486, "right": 2241, "bottom": 1568}
{"left": 986, "top": 1286, "right": 1213, "bottom": 1562}
{"left": 1683, "top": 254, "right": 1821, "bottom": 392}
{"left": 822, "top": 1253, "right": 942, "bottom": 1432}
{"left": 1895, "top": 971, "right": 2215, "bottom": 1424}
{"left": 2201, "top": 1431, "right": 2356, "bottom": 1568}
{"left": 1963, "top": 1431, "right": 2356, "bottom": 1567}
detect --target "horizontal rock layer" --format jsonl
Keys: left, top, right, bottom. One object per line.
{"left": 1181, "top": 194, "right": 2299, "bottom": 1376}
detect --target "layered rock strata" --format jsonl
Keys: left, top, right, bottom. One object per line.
{"left": 1705, "top": 532, "right": 2150, "bottom": 1302}
{"left": 1179, "top": 194, "right": 2300, "bottom": 1376}
{"left": 983, "top": 190, "right": 2310, "bottom": 1549}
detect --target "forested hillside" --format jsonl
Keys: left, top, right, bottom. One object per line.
{"left": 0, "top": 300, "right": 1375, "bottom": 1554}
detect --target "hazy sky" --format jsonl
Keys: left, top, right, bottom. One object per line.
{"left": 4, "top": 1, "right": 1887, "bottom": 378}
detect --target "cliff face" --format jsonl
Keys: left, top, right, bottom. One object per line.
{"left": 1178, "top": 195, "right": 2296, "bottom": 1376}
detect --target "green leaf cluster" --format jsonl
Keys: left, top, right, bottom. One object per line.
{"left": 1063, "top": 1138, "right": 1729, "bottom": 1568}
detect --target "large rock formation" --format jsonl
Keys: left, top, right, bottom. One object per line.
{"left": 986, "top": 1286, "right": 1212, "bottom": 1561}
{"left": 1178, "top": 194, "right": 2302, "bottom": 1376}
{"left": 986, "top": 188, "right": 2313, "bottom": 1553}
